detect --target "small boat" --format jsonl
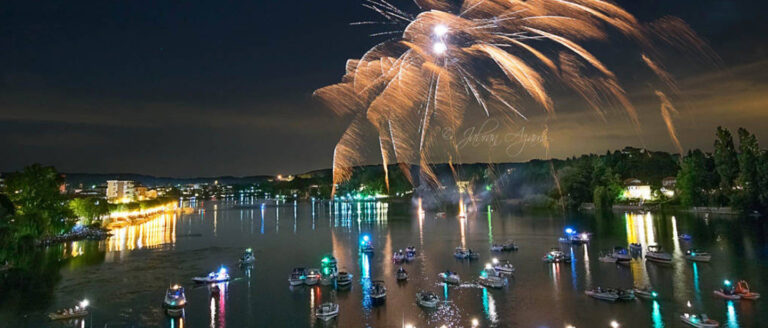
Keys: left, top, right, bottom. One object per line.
{"left": 49, "top": 300, "right": 89, "bottom": 321}
{"left": 629, "top": 243, "right": 642, "bottom": 252}
{"left": 734, "top": 280, "right": 761, "bottom": 300}
{"left": 679, "top": 233, "right": 692, "bottom": 241}
{"left": 454, "top": 247, "right": 469, "bottom": 259}
{"left": 315, "top": 302, "right": 339, "bottom": 321}
{"left": 633, "top": 287, "right": 658, "bottom": 300}
{"left": 360, "top": 235, "right": 374, "bottom": 253}
{"left": 416, "top": 290, "right": 440, "bottom": 308}
{"left": 685, "top": 249, "right": 712, "bottom": 262}
{"left": 163, "top": 285, "right": 186, "bottom": 316}
{"left": 192, "top": 267, "right": 230, "bottom": 284}
{"left": 467, "top": 249, "right": 480, "bottom": 259}
{"left": 645, "top": 245, "right": 672, "bottom": 264}
{"left": 479, "top": 266, "right": 507, "bottom": 288}
{"left": 405, "top": 246, "right": 417, "bottom": 254}
{"left": 239, "top": 248, "right": 255, "bottom": 264}
{"left": 490, "top": 244, "right": 505, "bottom": 252}
{"left": 320, "top": 274, "right": 336, "bottom": 286}
{"left": 393, "top": 250, "right": 406, "bottom": 263}
{"left": 542, "top": 248, "right": 571, "bottom": 263}
{"left": 617, "top": 289, "right": 635, "bottom": 301}
{"left": 336, "top": 271, "right": 353, "bottom": 287}
{"left": 570, "top": 232, "right": 591, "bottom": 244}
{"left": 405, "top": 246, "right": 416, "bottom": 261}
{"left": 305, "top": 268, "right": 321, "bottom": 286}
{"left": 502, "top": 241, "right": 519, "bottom": 251}
{"left": 599, "top": 254, "right": 617, "bottom": 263}
{"left": 369, "top": 280, "right": 387, "bottom": 302}
{"left": 585, "top": 287, "right": 619, "bottom": 302}
{"left": 491, "top": 259, "right": 515, "bottom": 275}
{"left": 612, "top": 247, "right": 632, "bottom": 262}
{"left": 288, "top": 267, "right": 307, "bottom": 286}
{"left": 680, "top": 313, "right": 719, "bottom": 327}
{"left": 396, "top": 267, "right": 408, "bottom": 281}
{"left": 439, "top": 271, "right": 461, "bottom": 284}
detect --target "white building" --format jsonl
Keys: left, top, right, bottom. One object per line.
{"left": 623, "top": 178, "right": 652, "bottom": 201}
{"left": 106, "top": 180, "right": 136, "bottom": 203}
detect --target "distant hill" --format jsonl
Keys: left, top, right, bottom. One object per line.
{"left": 61, "top": 173, "right": 272, "bottom": 187}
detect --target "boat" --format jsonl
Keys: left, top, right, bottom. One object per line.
{"left": 289, "top": 267, "right": 307, "bottom": 286}
{"left": 502, "top": 241, "right": 519, "bottom": 251}
{"left": 585, "top": 287, "right": 619, "bottom": 302}
{"left": 369, "top": 280, "right": 387, "bottom": 302}
{"left": 479, "top": 266, "right": 507, "bottom": 288}
{"left": 48, "top": 300, "right": 89, "bottom": 321}
{"left": 315, "top": 302, "right": 339, "bottom": 321}
{"left": 320, "top": 274, "right": 336, "bottom": 286}
{"left": 680, "top": 313, "right": 719, "bottom": 327}
{"left": 734, "top": 280, "right": 761, "bottom": 300}
{"left": 359, "top": 235, "right": 374, "bottom": 253}
{"left": 679, "top": 233, "right": 692, "bottom": 241}
{"left": 633, "top": 287, "right": 658, "bottom": 300}
{"left": 713, "top": 289, "right": 741, "bottom": 300}
{"left": 491, "top": 258, "right": 515, "bottom": 275}
{"left": 416, "top": 290, "right": 440, "bottom": 308}
{"left": 542, "top": 248, "right": 571, "bottom": 263}
{"left": 336, "top": 271, "right": 353, "bottom": 287}
{"left": 645, "top": 245, "right": 672, "bottom": 264}
{"left": 467, "top": 249, "right": 479, "bottom": 259}
{"left": 439, "top": 271, "right": 461, "bottom": 284}
{"left": 393, "top": 250, "right": 406, "bottom": 263}
{"left": 163, "top": 285, "right": 186, "bottom": 316}
{"left": 599, "top": 254, "right": 618, "bottom": 263}
{"left": 405, "top": 246, "right": 417, "bottom": 254}
{"left": 490, "top": 244, "right": 505, "bottom": 252}
{"left": 454, "top": 247, "right": 469, "bottom": 259}
{"left": 612, "top": 247, "right": 632, "bottom": 262}
{"left": 305, "top": 268, "right": 321, "bottom": 286}
{"left": 570, "top": 232, "right": 591, "bottom": 244}
{"left": 396, "top": 267, "right": 408, "bottom": 281}
{"left": 239, "top": 248, "right": 255, "bottom": 264}
{"left": 685, "top": 249, "right": 712, "bottom": 263}
{"left": 192, "top": 267, "right": 230, "bottom": 284}
{"left": 405, "top": 246, "right": 416, "bottom": 261}
{"left": 617, "top": 289, "right": 635, "bottom": 301}
{"left": 629, "top": 243, "right": 642, "bottom": 252}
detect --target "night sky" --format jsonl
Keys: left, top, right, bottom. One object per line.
{"left": 1, "top": 0, "right": 767, "bottom": 177}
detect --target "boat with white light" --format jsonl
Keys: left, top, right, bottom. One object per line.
{"left": 405, "top": 246, "right": 416, "bottom": 261}
{"left": 396, "top": 267, "right": 408, "bottom": 281}
{"left": 370, "top": 280, "right": 387, "bottom": 302}
{"left": 714, "top": 279, "right": 741, "bottom": 300}
{"left": 439, "top": 271, "right": 460, "bottom": 284}
{"left": 192, "top": 267, "right": 230, "bottom": 284}
{"left": 490, "top": 244, "right": 504, "bottom": 252}
{"left": 393, "top": 250, "right": 406, "bottom": 263}
{"left": 359, "top": 235, "right": 374, "bottom": 253}
{"left": 645, "top": 245, "right": 672, "bottom": 264}
{"left": 163, "top": 285, "right": 186, "bottom": 317}
{"left": 305, "top": 268, "right": 321, "bottom": 286}
{"left": 315, "top": 302, "right": 339, "bottom": 321}
{"left": 239, "top": 248, "right": 255, "bottom": 264}
{"left": 684, "top": 249, "right": 712, "bottom": 262}
{"left": 49, "top": 300, "right": 89, "bottom": 321}
{"left": 542, "top": 248, "right": 571, "bottom": 263}
{"left": 585, "top": 287, "right": 619, "bottom": 302}
{"left": 288, "top": 267, "right": 307, "bottom": 286}
{"left": 336, "top": 271, "right": 352, "bottom": 287}
{"left": 599, "top": 253, "right": 617, "bottom": 263}
{"left": 680, "top": 313, "right": 719, "bottom": 327}
{"left": 416, "top": 290, "right": 440, "bottom": 308}
{"left": 491, "top": 258, "right": 515, "bottom": 275}
{"left": 454, "top": 247, "right": 469, "bottom": 259}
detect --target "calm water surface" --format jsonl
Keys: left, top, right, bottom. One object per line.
{"left": 1, "top": 198, "right": 767, "bottom": 327}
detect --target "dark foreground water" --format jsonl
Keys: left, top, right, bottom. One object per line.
{"left": 1, "top": 198, "right": 767, "bottom": 328}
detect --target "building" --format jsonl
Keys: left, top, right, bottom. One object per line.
{"left": 661, "top": 177, "right": 676, "bottom": 198}
{"left": 623, "top": 178, "right": 652, "bottom": 201}
{"left": 106, "top": 180, "right": 136, "bottom": 203}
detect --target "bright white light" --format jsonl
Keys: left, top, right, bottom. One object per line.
{"left": 434, "top": 24, "right": 449, "bottom": 36}
{"left": 80, "top": 299, "right": 89, "bottom": 308}
{"left": 404, "top": 324, "right": 414, "bottom": 328}
{"left": 472, "top": 318, "right": 480, "bottom": 327}
{"left": 566, "top": 325, "right": 576, "bottom": 328}
{"left": 492, "top": 257, "right": 499, "bottom": 264}
{"left": 433, "top": 42, "right": 447, "bottom": 55}
{"left": 610, "top": 320, "right": 620, "bottom": 328}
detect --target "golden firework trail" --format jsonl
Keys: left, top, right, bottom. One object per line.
{"left": 315, "top": 0, "right": 713, "bottom": 194}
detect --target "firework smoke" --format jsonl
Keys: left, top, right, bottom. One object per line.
{"left": 315, "top": 0, "right": 713, "bottom": 194}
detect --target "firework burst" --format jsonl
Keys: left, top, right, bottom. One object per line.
{"left": 315, "top": 0, "right": 715, "bottom": 194}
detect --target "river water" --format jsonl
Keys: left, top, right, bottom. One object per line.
{"left": 1, "top": 198, "right": 766, "bottom": 327}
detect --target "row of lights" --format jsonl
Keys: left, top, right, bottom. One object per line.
{"left": 403, "top": 320, "right": 620, "bottom": 328}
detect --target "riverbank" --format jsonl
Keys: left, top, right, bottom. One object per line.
{"left": 36, "top": 226, "right": 111, "bottom": 246}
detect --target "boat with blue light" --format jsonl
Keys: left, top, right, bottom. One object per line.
{"left": 192, "top": 267, "right": 230, "bottom": 284}
{"left": 163, "top": 284, "right": 186, "bottom": 317}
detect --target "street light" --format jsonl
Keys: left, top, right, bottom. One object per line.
{"left": 610, "top": 320, "right": 620, "bottom": 328}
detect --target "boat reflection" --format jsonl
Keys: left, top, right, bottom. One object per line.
{"left": 651, "top": 300, "right": 663, "bottom": 328}
{"left": 209, "top": 282, "right": 227, "bottom": 328}
{"left": 482, "top": 287, "right": 498, "bottom": 324}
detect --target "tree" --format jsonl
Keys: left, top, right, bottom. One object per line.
{"left": 714, "top": 127, "right": 739, "bottom": 203}
{"left": 69, "top": 197, "right": 109, "bottom": 226}
{"left": 735, "top": 128, "right": 760, "bottom": 211}
{"left": 676, "top": 150, "right": 708, "bottom": 207}
{"left": 5, "top": 164, "right": 75, "bottom": 237}
{"left": 757, "top": 151, "right": 768, "bottom": 212}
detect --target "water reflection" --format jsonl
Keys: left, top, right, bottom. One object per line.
{"left": 727, "top": 300, "right": 739, "bottom": 328}
{"left": 651, "top": 300, "right": 663, "bottom": 328}
{"left": 481, "top": 288, "right": 497, "bottom": 324}
{"left": 106, "top": 213, "right": 177, "bottom": 253}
